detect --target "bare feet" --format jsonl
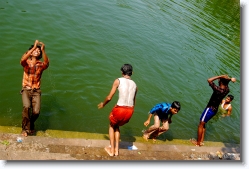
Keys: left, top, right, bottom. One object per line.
{"left": 30, "top": 130, "right": 36, "bottom": 135}
{"left": 152, "top": 137, "right": 157, "bottom": 143}
{"left": 114, "top": 149, "right": 119, "bottom": 156}
{"left": 142, "top": 134, "right": 148, "bottom": 141}
{"left": 190, "top": 138, "right": 203, "bottom": 147}
{"left": 21, "top": 130, "right": 28, "bottom": 137}
{"left": 104, "top": 146, "right": 114, "bottom": 156}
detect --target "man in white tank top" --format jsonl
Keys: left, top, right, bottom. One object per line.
{"left": 220, "top": 94, "right": 234, "bottom": 116}
{"left": 98, "top": 64, "right": 137, "bottom": 157}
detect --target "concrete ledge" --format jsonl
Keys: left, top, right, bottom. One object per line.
{"left": 0, "top": 131, "right": 241, "bottom": 161}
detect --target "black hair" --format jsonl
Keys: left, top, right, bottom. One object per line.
{"left": 219, "top": 78, "right": 231, "bottom": 86}
{"left": 227, "top": 94, "right": 234, "bottom": 101}
{"left": 171, "top": 101, "right": 181, "bottom": 111}
{"left": 29, "top": 45, "right": 42, "bottom": 60}
{"left": 120, "top": 64, "right": 133, "bottom": 76}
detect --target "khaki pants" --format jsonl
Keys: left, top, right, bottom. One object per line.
{"left": 21, "top": 88, "right": 41, "bottom": 133}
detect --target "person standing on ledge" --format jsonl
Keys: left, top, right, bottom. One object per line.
{"left": 191, "top": 75, "right": 236, "bottom": 146}
{"left": 98, "top": 64, "right": 138, "bottom": 157}
{"left": 20, "top": 40, "right": 49, "bottom": 137}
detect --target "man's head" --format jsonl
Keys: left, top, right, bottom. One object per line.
{"left": 120, "top": 64, "right": 133, "bottom": 76}
{"left": 219, "top": 78, "right": 230, "bottom": 86}
{"left": 170, "top": 101, "right": 181, "bottom": 114}
{"left": 219, "top": 77, "right": 236, "bottom": 86}
{"left": 225, "top": 94, "right": 234, "bottom": 103}
{"left": 29, "top": 45, "right": 42, "bottom": 60}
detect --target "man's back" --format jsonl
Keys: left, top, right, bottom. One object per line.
{"left": 117, "top": 77, "right": 137, "bottom": 107}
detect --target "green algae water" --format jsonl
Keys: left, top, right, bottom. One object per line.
{"left": 0, "top": 0, "right": 240, "bottom": 144}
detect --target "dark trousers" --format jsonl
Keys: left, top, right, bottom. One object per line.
{"left": 21, "top": 88, "right": 41, "bottom": 133}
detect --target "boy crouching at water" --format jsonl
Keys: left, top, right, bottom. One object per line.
{"left": 143, "top": 101, "right": 181, "bottom": 142}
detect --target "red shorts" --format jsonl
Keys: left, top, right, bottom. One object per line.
{"left": 109, "top": 105, "right": 134, "bottom": 126}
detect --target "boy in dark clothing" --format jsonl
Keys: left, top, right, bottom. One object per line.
{"left": 191, "top": 75, "right": 236, "bottom": 146}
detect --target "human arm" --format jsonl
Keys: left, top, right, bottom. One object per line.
{"left": 39, "top": 42, "right": 49, "bottom": 66}
{"left": 207, "top": 74, "right": 236, "bottom": 84}
{"left": 20, "top": 40, "right": 39, "bottom": 66}
{"left": 133, "top": 87, "right": 138, "bottom": 107}
{"left": 98, "top": 78, "right": 119, "bottom": 109}
{"left": 226, "top": 106, "right": 232, "bottom": 116}
{"left": 144, "top": 113, "right": 153, "bottom": 127}
{"left": 207, "top": 75, "right": 230, "bottom": 83}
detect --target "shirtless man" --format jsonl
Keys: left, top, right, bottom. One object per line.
{"left": 98, "top": 64, "right": 138, "bottom": 156}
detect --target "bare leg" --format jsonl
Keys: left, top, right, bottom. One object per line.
{"left": 151, "top": 131, "right": 158, "bottom": 143}
{"left": 150, "top": 130, "right": 159, "bottom": 138}
{"left": 151, "top": 120, "right": 169, "bottom": 142}
{"left": 143, "top": 113, "right": 160, "bottom": 140}
{"left": 105, "top": 124, "right": 114, "bottom": 156}
{"left": 157, "top": 119, "right": 169, "bottom": 136}
{"left": 114, "top": 126, "right": 120, "bottom": 156}
{"left": 200, "top": 126, "right": 205, "bottom": 145}
{"left": 197, "top": 121, "right": 206, "bottom": 146}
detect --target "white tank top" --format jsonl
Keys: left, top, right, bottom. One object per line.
{"left": 116, "top": 77, "right": 137, "bottom": 107}
{"left": 221, "top": 102, "right": 231, "bottom": 110}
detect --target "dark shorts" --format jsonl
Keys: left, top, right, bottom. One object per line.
{"left": 155, "top": 111, "right": 168, "bottom": 121}
{"left": 200, "top": 108, "right": 215, "bottom": 123}
{"left": 109, "top": 105, "right": 134, "bottom": 127}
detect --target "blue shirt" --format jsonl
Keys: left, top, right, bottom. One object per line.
{"left": 149, "top": 102, "right": 172, "bottom": 120}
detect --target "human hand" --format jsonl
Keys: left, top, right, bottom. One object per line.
{"left": 34, "top": 40, "right": 39, "bottom": 47}
{"left": 98, "top": 102, "right": 104, "bottom": 109}
{"left": 39, "top": 42, "right": 45, "bottom": 51}
{"left": 230, "top": 77, "right": 236, "bottom": 83}
{"left": 144, "top": 120, "right": 150, "bottom": 127}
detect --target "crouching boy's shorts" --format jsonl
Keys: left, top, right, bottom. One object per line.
{"left": 109, "top": 105, "right": 134, "bottom": 126}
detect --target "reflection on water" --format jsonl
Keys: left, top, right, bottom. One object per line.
{"left": 0, "top": 0, "right": 240, "bottom": 144}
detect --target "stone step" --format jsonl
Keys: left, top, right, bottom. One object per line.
{"left": 0, "top": 132, "right": 240, "bottom": 161}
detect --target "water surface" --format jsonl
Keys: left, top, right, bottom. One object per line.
{"left": 0, "top": 0, "right": 240, "bottom": 144}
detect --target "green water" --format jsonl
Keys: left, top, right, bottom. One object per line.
{"left": 0, "top": 0, "right": 240, "bottom": 144}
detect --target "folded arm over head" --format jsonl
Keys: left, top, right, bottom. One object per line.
{"left": 20, "top": 40, "right": 39, "bottom": 67}
{"left": 207, "top": 75, "right": 228, "bottom": 83}
{"left": 207, "top": 75, "right": 236, "bottom": 83}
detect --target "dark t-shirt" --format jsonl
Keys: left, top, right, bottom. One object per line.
{"left": 206, "top": 81, "right": 229, "bottom": 113}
